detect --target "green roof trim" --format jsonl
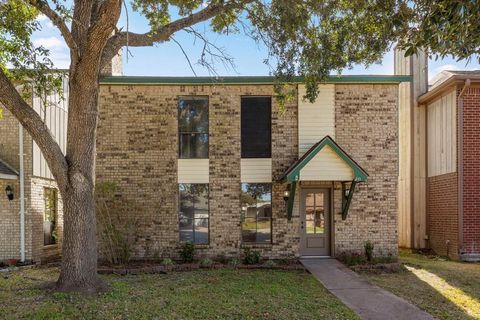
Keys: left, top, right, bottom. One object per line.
{"left": 282, "top": 136, "right": 368, "bottom": 183}
{"left": 100, "top": 75, "right": 412, "bottom": 85}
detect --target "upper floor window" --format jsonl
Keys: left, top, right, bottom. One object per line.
{"left": 241, "top": 183, "right": 272, "bottom": 243}
{"left": 178, "top": 97, "right": 209, "bottom": 159}
{"left": 44, "top": 188, "right": 58, "bottom": 246}
{"left": 241, "top": 97, "right": 272, "bottom": 158}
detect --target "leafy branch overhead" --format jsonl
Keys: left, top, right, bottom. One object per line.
{"left": 2, "top": 1, "right": 478, "bottom": 102}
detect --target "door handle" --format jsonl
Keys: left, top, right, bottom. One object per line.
{"left": 301, "top": 221, "right": 304, "bottom": 229}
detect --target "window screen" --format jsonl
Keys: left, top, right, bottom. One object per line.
{"left": 241, "top": 97, "right": 271, "bottom": 158}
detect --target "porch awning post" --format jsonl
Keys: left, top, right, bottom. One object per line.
{"left": 341, "top": 180, "right": 358, "bottom": 220}
{"left": 287, "top": 181, "right": 297, "bottom": 221}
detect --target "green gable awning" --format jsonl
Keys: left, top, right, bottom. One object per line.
{"left": 281, "top": 136, "right": 368, "bottom": 221}
{"left": 281, "top": 136, "right": 368, "bottom": 183}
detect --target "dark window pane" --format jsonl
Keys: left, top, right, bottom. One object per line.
{"left": 241, "top": 183, "right": 272, "bottom": 243}
{"left": 241, "top": 97, "right": 271, "bottom": 158}
{"left": 179, "top": 133, "right": 209, "bottom": 158}
{"left": 179, "top": 184, "right": 209, "bottom": 244}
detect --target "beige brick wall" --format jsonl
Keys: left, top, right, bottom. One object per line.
{"left": 334, "top": 84, "right": 399, "bottom": 256}
{"left": 0, "top": 106, "right": 31, "bottom": 261}
{"left": 97, "top": 84, "right": 300, "bottom": 259}
{"left": 0, "top": 179, "right": 21, "bottom": 260}
{"left": 1, "top": 104, "right": 63, "bottom": 263}
{"left": 97, "top": 83, "right": 399, "bottom": 259}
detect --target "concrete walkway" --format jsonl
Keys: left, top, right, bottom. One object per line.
{"left": 301, "top": 258, "right": 435, "bottom": 320}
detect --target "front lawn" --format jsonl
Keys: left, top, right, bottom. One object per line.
{"left": 362, "top": 250, "right": 480, "bottom": 320}
{"left": 0, "top": 267, "right": 358, "bottom": 320}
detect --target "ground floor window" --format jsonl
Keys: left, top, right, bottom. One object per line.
{"left": 43, "top": 188, "right": 58, "bottom": 245}
{"left": 179, "top": 183, "right": 209, "bottom": 244}
{"left": 241, "top": 183, "right": 272, "bottom": 243}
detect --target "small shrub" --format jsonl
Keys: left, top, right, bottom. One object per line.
{"left": 263, "top": 260, "right": 277, "bottom": 268}
{"left": 215, "top": 254, "right": 228, "bottom": 264}
{"left": 228, "top": 258, "right": 240, "bottom": 268}
{"left": 365, "top": 241, "right": 374, "bottom": 262}
{"left": 96, "top": 181, "right": 140, "bottom": 265}
{"left": 243, "top": 248, "right": 261, "bottom": 265}
{"left": 179, "top": 242, "right": 195, "bottom": 263}
{"left": 200, "top": 258, "right": 213, "bottom": 268}
{"left": 161, "top": 258, "right": 174, "bottom": 266}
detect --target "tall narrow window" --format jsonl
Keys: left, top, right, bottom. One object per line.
{"left": 241, "top": 183, "right": 272, "bottom": 243}
{"left": 179, "top": 184, "right": 209, "bottom": 244}
{"left": 241, "top": 97, "right": 271, "bottom": 158}
{"left": 178, "top": 97, "right": 209, "bottom": 158}
{"left": 44, "top": 188, "right": 58, "bottom": 245}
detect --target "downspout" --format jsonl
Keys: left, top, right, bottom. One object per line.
{"left": 457, "top": 79, "right": 470, "bottom": 259}
{"left": 19, "top": 123, "right": 25, "bottom": 263}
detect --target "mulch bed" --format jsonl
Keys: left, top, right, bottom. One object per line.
{"left": 350, "top": 262, "right": 405, "bottom": 274}
{"left": 98, "top": 260, "right": 305, "bottom": 275}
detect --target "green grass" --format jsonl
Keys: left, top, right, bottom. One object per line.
{"left": 363, "top": 250, "right": 480, "bottom": 320}
{"left": 0, "top": 267, "right": 358, "bottom": 320}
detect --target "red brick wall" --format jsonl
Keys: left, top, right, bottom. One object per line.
{"left": 427, "top": 172, "right": 459, "bottom": 259}
{"left": 461, "top": 87, "right": 480, "bottom": 257}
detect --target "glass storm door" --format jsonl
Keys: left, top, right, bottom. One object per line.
{"left": 299, "top": 189, "right": 330, "bottom": 256}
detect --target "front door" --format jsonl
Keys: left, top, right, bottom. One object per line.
{"left": 299, "top": 189, "right": 330, "bottom": 256}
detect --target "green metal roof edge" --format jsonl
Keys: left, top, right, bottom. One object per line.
{"left": 100, "top": 75, "right": 412, "bottom": 85}
{"left": 286, "top": 136, "right": 369, "bottom": 183}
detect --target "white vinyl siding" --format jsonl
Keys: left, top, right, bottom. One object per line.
{"left": 32, "top": 78, "right": 69, "bottom": 179}
{"left": 427, "top": 90, "right": 456, "bottom": 177}
{"left": 178, "top": 159, "right": 209, "bottom": 183}
{"left": 298, "top": 84, "right": 335, "bottom": 156}
{"left": 299, "top": 145, "right": 354, "bottom": 181}
{"left": 240, "top": 158, "right": 272, "bottom": 183}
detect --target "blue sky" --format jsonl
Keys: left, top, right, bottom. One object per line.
{"left": 33, "top": 7, "right": 480, "bottom": 80}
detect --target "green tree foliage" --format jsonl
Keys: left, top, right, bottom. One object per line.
{"left": 0, "top": 0, "right": 63, "bottom": 101}
{"left": 399, "top": 0, "right": 480, "bottom": 62}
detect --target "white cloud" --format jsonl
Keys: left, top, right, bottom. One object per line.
{"left": 35, "top": 14, "right": 55, "bottom": 29}
{"left": 33, "top": 36, "right": 67, "bottom": 50}
{"left": 35, "top": 14, "right": 48, "bottom": 23}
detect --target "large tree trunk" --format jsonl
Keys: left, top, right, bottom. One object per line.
{"left": 56, "top": 185, "right": 103, "bottom": 292}
{"left": 56, "top": 69, "right": 103, "bottom": 293}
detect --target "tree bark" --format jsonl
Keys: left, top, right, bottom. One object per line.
{"left": 56, "top": 184, "right": 102, "bottom": 293}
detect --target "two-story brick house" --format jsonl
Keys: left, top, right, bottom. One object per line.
{"left": 1, "top": 55, "right": 409, "bottom": 263}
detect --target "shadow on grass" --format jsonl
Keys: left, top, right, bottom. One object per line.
{"left": 364, "top": 252, "right": 480, "bottom": 320}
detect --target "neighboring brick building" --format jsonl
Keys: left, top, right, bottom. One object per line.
{"left": 399, "top": 66, "right": 480, "bottom": 261}
{"left": 420, "top": 71, "right": 480, "bottom": 261}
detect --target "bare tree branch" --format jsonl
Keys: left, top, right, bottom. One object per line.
{"left": 101, "top": 0, "right": 251, "bottom": 68}
{"left": 0, "top": 70, "right": 69, "bottom": 191}
{"left": 28, "top": 0, "right": 79, "bottom": 58}
{"left": 185, "top": 27, "right": 236, "bottom": 75}
{"left": 171, "top": 37, "right": 197, "bottom": 76}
